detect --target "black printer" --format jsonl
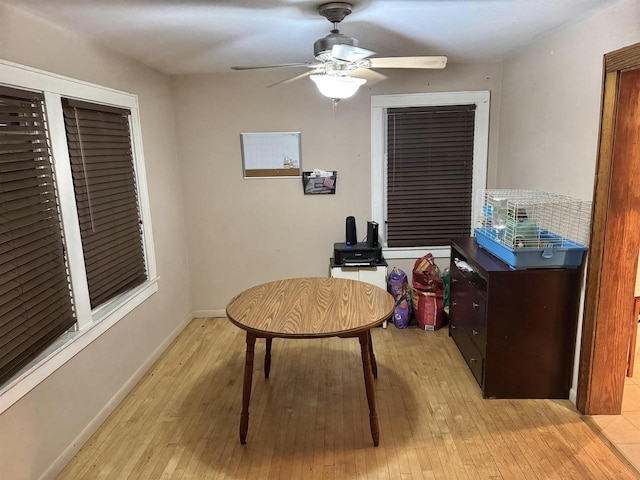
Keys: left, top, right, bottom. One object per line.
{"left": 333, "top": 242, "right": 383, "bottom": 266}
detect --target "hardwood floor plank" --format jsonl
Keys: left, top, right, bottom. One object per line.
{"left": 55, "top": 319, "right": 637, "bottom": 480}
{"left": 540, "top": 401, "right": 609, "bottom": 480}
{"left": 555, "top": 401, "right": 639, "bottom": 479}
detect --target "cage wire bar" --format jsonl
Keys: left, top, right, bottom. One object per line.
{"left": 474, "top": 190, "right": 591, "bottom": 269}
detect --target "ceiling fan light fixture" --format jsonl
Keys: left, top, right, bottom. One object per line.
{"left": 310, "top": 74, "right": 366, "bottom": 99}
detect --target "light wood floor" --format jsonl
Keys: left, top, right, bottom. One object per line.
{"left": 590, "top": 326, "right": 640, "bottom": 472}
{"left": 57, "top": 318, "right": 638, "bottom": 480}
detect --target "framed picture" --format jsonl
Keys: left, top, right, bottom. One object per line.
{"left": 240, "top": 132, "right": 302, "bottom": 178}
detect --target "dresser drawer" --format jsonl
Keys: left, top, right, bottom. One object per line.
{"left": 449, "top": 318, "right": 484, "bottom": 386}
{"left": 450, "top": 266, "right": 487, "bottom": 353}
{"left": 450, "top": 267, "right": 473, "bottom": 321}
{"left": 467, "top": 291, "right": 486, "bottom": 353}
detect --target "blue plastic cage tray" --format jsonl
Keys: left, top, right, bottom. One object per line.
{"left": 474, "top": 227, "right": 587, "bottom": 270}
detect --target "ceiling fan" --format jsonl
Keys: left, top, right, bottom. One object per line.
{"left": 231, "top": 2, "right": 447, "bottom": 100}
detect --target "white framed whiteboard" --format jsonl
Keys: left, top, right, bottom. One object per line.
{"left": 240, "top": 132, "right": 302, "bottom": 178}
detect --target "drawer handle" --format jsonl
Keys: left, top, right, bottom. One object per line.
{"left": 472, "top": 329, "right": 479, "bottom": 336}
{"left": 450, "top": 324, "right": 456, "bottom": 330}
{"left": 452, "top": 278, "right": 458, "bottom": 283}
{"left": 452, "top": 301, "right": 458, "bottom": 307}
{"left": 470, "top": 358, "right": 478, "bottom": 363}
{"left": 472, "top": 302, "right": 480, "bottom": 309}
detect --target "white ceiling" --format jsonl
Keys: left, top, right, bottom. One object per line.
{"left": 6, "top": 0, "right": 618, "bottom": 75}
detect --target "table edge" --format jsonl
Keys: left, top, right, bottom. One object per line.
{"left": 226, "top": 311, "right": 392, "bottom": 339}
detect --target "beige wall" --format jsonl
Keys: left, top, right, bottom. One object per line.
{"left": 0, "top": 5, "right": 191, "bottom": 479}
{"left": 173, "top": 62, "right": 503, "bottom": 311}
{"left": 498, "top": 0, "right": 639, "bottom": 199}
{"left": 498, "top": 0, "right": 640, "bottom": 400}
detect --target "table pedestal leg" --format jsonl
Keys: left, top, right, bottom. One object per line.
{"left": 359, "top": 331, "right": 379, "bottom": 446}
{"left": 368, "top": 330, "right": 378, "bottom": 379}
{"left": 265, "top": 337, "right": 272, "bottom": 379}
{"left": 240, "top": 332, "right": 256, "bottom": 444}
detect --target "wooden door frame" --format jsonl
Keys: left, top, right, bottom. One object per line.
{"left": 577, "top": 42, "right": 640, "bottom": 414}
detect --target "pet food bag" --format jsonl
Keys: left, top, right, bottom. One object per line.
{"left": 388, "top": 267, "right": 411, "bottom": 329}
{"left": 412, "top": 290, "right": 444, "bottom": 331}
{"left": 411, "top": 254, "right": 445, "bottom": 330}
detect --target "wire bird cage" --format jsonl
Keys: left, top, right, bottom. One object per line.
{"left": 474, "top": 190, "right": 591, "bottom": 269}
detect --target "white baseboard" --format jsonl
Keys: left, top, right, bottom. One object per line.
{"left": 40, "top": 311, "right": 194, "bottom": 480}
{"left": 569, "top": 387, "right": 577, "bottom": 406}
{"left": 192, "top": 309, "right": 226, "bottom": 318}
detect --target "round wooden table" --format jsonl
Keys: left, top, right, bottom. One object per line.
{"left": 226, "top": 277, "right": 395, "bottom": 446}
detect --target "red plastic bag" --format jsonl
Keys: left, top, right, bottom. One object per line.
{"left": 412, "top": 253, "right": 444, "bottom": 293}
{"left": 411, "top": 253, "right": 445, "bottom": 330}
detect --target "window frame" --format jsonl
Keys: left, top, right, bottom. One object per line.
{"left": 371, "top": 91, "right": 490, "bottom": 259}
{"left": 0, "top": 59, "right": 158, "bottom": 412}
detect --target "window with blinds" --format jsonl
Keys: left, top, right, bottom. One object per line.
{"left": 0, "top": 86, "right": 76, "bottom": 384}
{"left": 386, "top": 104, "right": 476, "bottom": 247}
{"left": 62, "top": 99, "right": 147, "bottom": 310}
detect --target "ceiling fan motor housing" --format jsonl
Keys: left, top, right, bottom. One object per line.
{"left": 314, "top": 32, "right": 359, "bottom": 61}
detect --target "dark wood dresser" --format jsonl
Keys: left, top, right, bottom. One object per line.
{"left": 449, "top": 237, "right": 582, "bottom": 399}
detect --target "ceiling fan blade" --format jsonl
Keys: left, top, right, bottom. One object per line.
{"left": 350, "top": 68, "right": 387, "bottom": 86}
{"left": 368, "top": 56, "right": 448, "bottom": 69}
{"left": 267, "top": 70, "right": 315, "bottom": 88}
{"left": 331, "top": 44, "right": 376, "bottom": 62}
{"left": 231, "top": 63, "right": 315, "bottom": 71}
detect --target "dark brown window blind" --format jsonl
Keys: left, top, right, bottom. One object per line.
{"left": 386, "top": 104, "right": 476, "bottom": 247}
{"left": 62, "top": 99, "right": 147, "bottom": 309}
{"left": 0, "top": 86, "right": 76, "bottom": 385}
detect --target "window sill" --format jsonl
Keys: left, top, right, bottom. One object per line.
{"left": 0, "top": 277, "right": 159, "bottom": 414}
{"left": 383, "top": 245, "right": 452, "bottom": 259}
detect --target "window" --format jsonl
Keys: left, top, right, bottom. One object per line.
{"left": 0, "top": 86, "right": 76, "bottom": 385}
{"left": 386, "top": 104, "right": 476, "bottom": 247}
{"left": 371, "top": 91, "right": 490, "bottom": 258}
{"left": 0, "top": 60, "right": 157, "bottom": 408}
{"left": 61, "top": 99, "right": 147, "bottom": 309}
